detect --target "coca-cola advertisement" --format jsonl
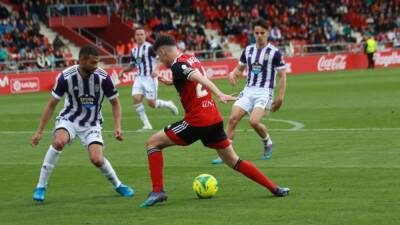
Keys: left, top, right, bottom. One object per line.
{"left": 317, "top": 55, "right": 347, "bottom": 71}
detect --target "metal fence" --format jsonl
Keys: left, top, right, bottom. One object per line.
{"left": 1, "top": 41, "right": 398, "bottom": 74}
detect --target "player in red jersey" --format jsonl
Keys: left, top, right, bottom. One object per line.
{"left": 139, "top": 35, "right": 289, "bottom": 208}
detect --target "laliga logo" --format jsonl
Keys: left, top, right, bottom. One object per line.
{"left": 10, "top": 78, "right": 39, "bottom": 93}
{"left": 317, "top": 55, "right": 347, "bottom": 71}
{"left": 205, "top": 66, "right": 229, "bottom": 78}
{"left": 374, "top": 52, "right": 400, "bottom": 67}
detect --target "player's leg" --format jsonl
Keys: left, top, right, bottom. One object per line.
{"left": 145, "top": 77, "right": 178, "bottom": 115}
{"left": 132, "top": 77, "right": 152, "bottom": 129}
{"left": 215, "top": 146, "right": 289, "bottom": 196}
{"left": 252, "top": 91, "right": 274, "bottom": 159}
{"left": 140, "top": 130, "right": 176, "bottom": 208}
{"left": 84, "top": 129, "right": 134, "bottom": 197}
{"left": 141, "top": 120, "right": 196, "bottom": 207}
{"left": 33, "top": 127, "right": 71, "bottom": 202}
{"left": 211, "top": 105, "right": 247, "bottom": 164}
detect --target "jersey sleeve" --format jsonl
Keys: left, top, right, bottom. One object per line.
{"left": 102, "top": 75, "right": 119, "bottom": 100}
{"left": 149, "top": 47, "right": 157, "bottom": 58}
{"left": 239, "top": 49, "right": 247, "bottom": 65}
{"left": 130, "top": 51, "right": 137, "bottom": 67}
{"left": 273, "top": 50, "right": 286, "bottom": 70}
{"left": 171, "top": 62, "right": 196, "bottom": 80}
{"left": 51, "top": 73, "right": 67, "bottom": 99}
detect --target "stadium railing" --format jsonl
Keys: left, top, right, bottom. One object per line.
{"left": 1, "top": 41, "right": 398, "bottom": 74}
{"left": 76, "top": 28, "right": 116, "bottom": 56}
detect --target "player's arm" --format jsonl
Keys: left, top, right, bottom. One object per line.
{"left": 118, "top": 52, "right": 137, "bottom": 78}
{"left": 188, "top": 71, "right": 237, "bottom": 103}
{"left": 32, "top": 74, "right": 66, "bottom": 147}
{"left": 31, "top": 97, "right": 60, "bottom": 147}
{"left": 110, "top": 97, "right": 123, "bottom": 141}
{"left": 228, "top": 49, "right": 247, "bottom": 86}
{"left": 118, "top": 64, "right": 135, "bottom": 78}
{"left": 271, "top": 68, "right": 286, "bottom": 112}
{"left": 271, "top": 51, "right": 287, "bottom": 112}
{"left": 228, "top": 64, "right": 246, "bottom": 86}
{"left": 151, "top": 48, "right": 160, "bottom": 78}
{"left": 103, "top": 75, "right": 123, "bottom": 141}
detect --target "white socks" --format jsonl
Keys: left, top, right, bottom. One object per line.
{"left": 99, "top": 158, "right": 122, "bottom": 188}
{"left": 36, "top": 145, "right": 61, "bottom": 188}
{"left": 156, "top": 99, "right": 178, "bottom": 115}
{"left": 155, "top": 99, "right": 170, "bottom": 108}
{"left": 135, "top": 103, "right": 152, "bottom": 128}
{"left": 262, "top": 135, "right": 273, "bottom": 147}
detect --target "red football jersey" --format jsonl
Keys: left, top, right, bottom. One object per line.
{"left": 170, "top": 54, "right": 223, "bottom": 126}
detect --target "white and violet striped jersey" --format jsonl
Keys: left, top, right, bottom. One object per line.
{"left": 51, "top": 65, "right": 119, "bottom": 127}
{"left": 130, "top": 41, "right": 157, "bottom": 76}
{"left": 239, "top": 43, "right": 286, "bottom": 89}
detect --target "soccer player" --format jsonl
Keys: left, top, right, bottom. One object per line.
{"left": 31, "top": 45, "right": 134, "bottom": 202}
{"left": 140, "top": 35, "right": 289, "bottom": 208}
{"left": 118, "top": 27, "right": 178, "bottom": 130}
{"left": 212, "top": 19, "right": 287, "bottom": 164}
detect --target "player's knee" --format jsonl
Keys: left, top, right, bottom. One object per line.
{"left": 148, "top": 101, "right": 156, "bottom": 108}
{"left": 90, "top": 156, "right": 104, "bottom": 167}
{"left": 249, "top": 118, "right": 260, "bottom": 128}
{"left": 52, "top": 139, "right": 66, "bottom": 150}
{"left": 229, "top": 115, "right": 240, "bottom": 126}
{"left": 146, "top": 135, "right": 160, "bottom": 149}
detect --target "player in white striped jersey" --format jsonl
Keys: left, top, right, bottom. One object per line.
{"left": 118, "top": 27, "right": 178, "bottom": 130}
{"left": 31, "top": 46, "right": 134, "bottom": 202}
{"left": 212, "top": 19, "right": 287, "bottom": 164}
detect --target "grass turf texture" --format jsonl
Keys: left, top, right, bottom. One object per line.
{"left": 0, "top": 68, "right": 399, "bottom": 225}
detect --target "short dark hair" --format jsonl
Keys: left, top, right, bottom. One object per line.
{"left": 79, "top": 45, "right": 99, "bottom": 59}
{"left": 252, "top": 18, "right": 269, "bottom": 30}
{"left": 135, "top": 26, "right": 145, "bottom": 32}
{"left": 153, "top": 35, "right": 176, "bottom": 52}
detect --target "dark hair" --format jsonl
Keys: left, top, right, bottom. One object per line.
{"left": 135, "top": 26, "right": 145, "bottom": 32}
{"left": 252, "top": 18, "right": 269, "bottom": 30}
{"left": 79, "top": 45, "right": 99, "bottom": 59}
{"left": 153, "top": 35, "right": 176, "bottom": 51}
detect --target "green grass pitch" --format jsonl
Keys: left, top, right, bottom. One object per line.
{"left": 0, "top": 68, "right": 399, "bottom": 225}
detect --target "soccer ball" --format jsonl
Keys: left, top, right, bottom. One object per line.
{"left": 193, "top": 174, "right": 218, "bottom": 199}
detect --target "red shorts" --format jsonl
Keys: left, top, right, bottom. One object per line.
{"left": 164, "top": 120, "right": 230, "bottom": 149}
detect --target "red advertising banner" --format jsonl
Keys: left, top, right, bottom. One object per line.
{"left": 1, "top": 51, "right": 399, "bottom": 95}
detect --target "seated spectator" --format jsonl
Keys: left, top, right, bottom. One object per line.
{"left": 0, "top": 44, "right": 8, "bottom": 62}
{"left": 53, "top": 35, "right": 65, "bottom": 51}
{"left": 54, "top": 49, "right": 66, "bottom": 68}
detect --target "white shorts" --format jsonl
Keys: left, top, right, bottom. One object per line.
{"left": 54, "top": 117, "right": 104, "bottom": 148}
{"left": 234, "top": 87, "right": 274, "bottom": 113}
{"left": 132, "top": 75, "right": 158, "bottom": 100}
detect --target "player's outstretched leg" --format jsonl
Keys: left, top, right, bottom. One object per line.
{"left": 216, "top": 145, "right": 289, "bottom": 197}
{"left": 33, "top": 145, "right": 61, "bottom": 201}
{"left": 154, "top": 99, "right": 179, "bottom": 115}
{"left": 212, "top": 106, "right": 245, "bottom": 165}
{"left": 88, "top": 144, "right": 134, "bottom": 197}
{"left": 33, "top": 129, "right": 68, "bottom": 202}
{"left": 140, "top": 130, "right": 175, "bottom": 208}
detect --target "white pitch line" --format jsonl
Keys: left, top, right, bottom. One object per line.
{"left": 268, "top": 118, "right": 304, "bottom": 130}
{"left": 1, "top": 127, "right": 400, "bottom": 135}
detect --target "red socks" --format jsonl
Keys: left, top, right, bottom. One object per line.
{"left": 147, "top": 148, "right": 163, "bottom": 192}
{"left": 234, "top": 159, "right": 277, "bottom": 192}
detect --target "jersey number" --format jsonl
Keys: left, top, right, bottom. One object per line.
{"left": 196, "top": 83, "right": 208, "bottom": 98}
